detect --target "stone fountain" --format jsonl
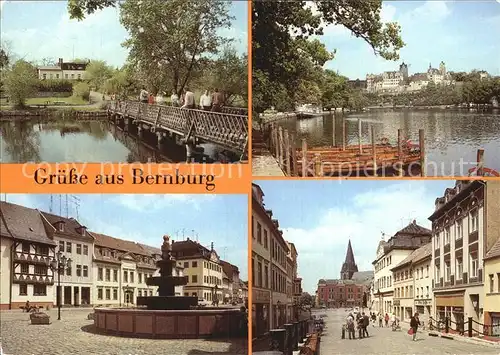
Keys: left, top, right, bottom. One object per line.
{"left": 93, "top": 235, "right": 246, "bottom": 339}
{"left": 136, "top": 235, "right": 198, "bottom": 310}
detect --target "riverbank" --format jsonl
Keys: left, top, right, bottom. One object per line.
{"left": 0, "top": 107, "right": 108, "bottom": 120}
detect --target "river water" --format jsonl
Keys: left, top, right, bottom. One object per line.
{"left": 275, "top": 109, "right": 500, "bottom": 176}
{"left": 0, "top": 118, "right": 234, "bottom": 163}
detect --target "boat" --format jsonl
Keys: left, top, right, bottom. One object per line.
{"left": 295, "top": 111, "right": 318, "bottom": 119}
{"left": 296, "top": 143, "right": 422, "bottom": 176}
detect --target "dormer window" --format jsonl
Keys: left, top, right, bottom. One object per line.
{"left": 56, "top": 221, "right": 65, "bottom": 232}
{"left": 76, "top": 226, "right": 87, "bottom": 236}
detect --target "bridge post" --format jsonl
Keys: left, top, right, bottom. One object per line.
{"left": 124, "top": 117, "right": 130, "bottom": 131}
{"left": 137, "top": 125, "right": 144, "bottom": 138}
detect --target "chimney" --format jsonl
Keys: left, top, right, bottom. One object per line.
{"left": 413, "top": 220, "right": 416, "bottom": 225}
{"left": 211, "top": 242, "right": 214, "bottom": 251}
{"left": 58, "top": 58, "right": 63, "bottom": 68}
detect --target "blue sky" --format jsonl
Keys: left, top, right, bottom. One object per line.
{"left": 315, "top": 0, "right": 500, "bottom": 79}
{"left": 254, "top": 180, "right": 455, "bottom": 293}
{"left": 2, "top": 194, "right": 248, "bottom": 280}
{"left": 0, "top": 0, "right": 247, "bottom": 67}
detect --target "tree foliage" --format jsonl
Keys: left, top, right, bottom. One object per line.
{"left": 73, "top": 82, "right": 91, "bottom": 101}
{"left": 68, "top": 0, "right": 117, "bottom": 20}
{"left": 202, "top": 46, "right": 247, "bottom": 105}
{"left": 252, "top": 0, "right": 405, "bottom": 113}
{"left": 298, "top": 292, "right": 314, "bottom": 309}
{"left": 4, "top": 60, "right": 38, "bottom": 108}
{"left": 84, "top": 60, "right": 113, "bottom": 91}
{"left": 37, "top": 79, "right": 73, "bottom": 93}
{"left": 119, "top": 0, "right": 233, "bottom": 95}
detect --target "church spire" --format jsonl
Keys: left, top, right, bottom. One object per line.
{"left": 340, "top": 239, "right": 358, "bottom": 280}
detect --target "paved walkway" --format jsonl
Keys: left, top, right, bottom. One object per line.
{"left": 0, "top": 309, "right": 246, "bottom": 355}
{"left": 315, "top": 309, "right": 499, "bottom": 355}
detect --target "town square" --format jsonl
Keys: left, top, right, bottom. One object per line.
{"left": 0, "top": 194, "right": 248, "bottom": 354}
{"left": 252, "top": 179, "right": 500, "bottom": 353}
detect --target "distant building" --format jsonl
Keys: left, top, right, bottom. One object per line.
{"left": 372, "top": 221, "right": 432, "bottom": 315}
{"left": 391, "top": 243, "right": 432, "bottom": 323}
{"left": 37, "top": 58, "right": 89, "bottom": 80}
{"left": 366, "top": 61, "right": 452, "bottom": 94}
{"left": 347, "top": 79, "right": 367, "bottom": 90}
{"left": 171, "top": 239, "right": 223, "bottom": 304}
{"left": 316, "top": 240, "right": 373, "bottom": 308}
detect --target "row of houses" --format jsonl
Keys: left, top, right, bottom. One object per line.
{"left": 370, "top": 180, "right": 500, "bottom": 335}
{"left": 0, "top": 201, "right": 247, "bottom": 310}
{"left": 251, "top": 184, "right": 303, "bottom": 338}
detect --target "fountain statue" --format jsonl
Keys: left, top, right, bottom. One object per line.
{"left": 136, "top": 235, "right": 198, "bottom": 310}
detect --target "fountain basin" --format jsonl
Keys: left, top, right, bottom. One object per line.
{"left": 94, "top": 307, "right": 245, "bottom": 339}
{"left": 136, "top": 296, "right": 198, "bottom": 310}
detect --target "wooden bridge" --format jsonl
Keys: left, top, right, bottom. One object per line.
{"left": 107, "top": 100, "right": 248, "bottom": 157}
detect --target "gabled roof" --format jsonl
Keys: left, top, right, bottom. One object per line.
{"left": 41, "top": 211, "right": 93, "bottom": 242}
{"left": 485, "top": 238, "right": 500, "bottom": 261}
{"left": 351, "top": 271, "right": 374, "bottom": 282}
{"left": 395, "top": 220, "right": 432, "bottom": 237}
{"left": 220, "top": 260, "right": 239, "bottom": 278}
{"left": 0, "top": 201, "right": 56, "bottom": 245}
{"left": 91, "top": 232, "right": 149, "bottom": 256}
{"left": 392, "top": 243, "right": 432, "bottom": 271}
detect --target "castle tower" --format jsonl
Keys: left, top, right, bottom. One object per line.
{"left": 399, "top": 62, "right": 409, "bottom": 81}
{"left": 439, "top": 61, "right": 446, "bottom": 75}
{"left": 340, "top": 239, "right": 358, "bottom": 280}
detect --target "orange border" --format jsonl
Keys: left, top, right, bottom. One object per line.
{"left": 247, "top": 0, "right": 253, "bottom": 352}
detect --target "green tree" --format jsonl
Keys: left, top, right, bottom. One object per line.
{"left": 119, "top": 0, "right": 233, "bottom": 95}
{"left": 85, "top": 60, "right": 113, "bottom": 91}
{"left": 73, "top": 82, "right": 91, "bottom": 101}
{"left": 4, "top": 60, "right": 38, "bottom": 108}
{"left": 68, "top": 0, "right": 117, "bottom": 20}
{"left": 204, "top": 46, "right": 248, "bottom": 106}
{"left": 253, "top": 0, "right": 405, "bottom": 113}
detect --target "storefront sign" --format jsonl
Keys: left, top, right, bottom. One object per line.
{"left": 253, "top": 289, "right": 271, "bottom": 303}
{"left": 436, "top": 294, "right": 464, "bottom": 307}
{"left": 415, "top": 299, "right": 430, "bottom": 306}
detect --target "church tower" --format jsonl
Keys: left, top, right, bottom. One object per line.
{"left": 340, "top": 240, "right": 358, "bottom": 280}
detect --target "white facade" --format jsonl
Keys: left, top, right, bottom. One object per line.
{"left": 373, "top": 245, "right": 414, "bottom": 314}
{"left": 413, "top": 257, "right": 433, "bottom": 325}
{"left": 0, "top": 236, "right": 12, "bottom": 309}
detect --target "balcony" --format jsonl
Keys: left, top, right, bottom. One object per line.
{"left": 13, "top": 252, "right": 51, "bottom": 266}
{"left": 13, "top": 272, "right": 54, "bottom": 285}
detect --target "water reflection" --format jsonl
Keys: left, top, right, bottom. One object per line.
{"left": 276, "top": 109, "right": 500, "bottom": 176}
{"left": 0, "top": 118, "right": 232, "bottom": 163}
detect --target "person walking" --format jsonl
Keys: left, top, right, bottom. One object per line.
{"left": 357, "top": 314, "right": 364, "bottom": 339}
{"left": 362, "top": 312, "right": 370, "bottom": 338}
{"left": 347, "top": 313, "right": 355, "bottom": 340}
{"left": 378, "top": 313, "right": 383, "bottom": 327}
{"left": 385, "top": 313, "right": 390, "bottom": 327}
{"left": 170, "top": 90, "right": 179, "bottom": 106}
{"left": 371, "top": 312, "right": 377, "bottom": 327}
{"left": 181, "top": 87, "right": 195, "bottom": 109}
{"left": 410, "top": 313, "right": 420, "bottom": 341}
{"left": 211, "top": 88, "right": 224, "bottom": 112}
{"left": 139, "top": 87, "right": 149, "bottom": 103}
{"left": 200, "top": 89, "right": 212, "bottom": 110}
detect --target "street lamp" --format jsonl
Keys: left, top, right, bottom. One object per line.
{"left": 49, "top": 251, "right": 72, "bottom": 321}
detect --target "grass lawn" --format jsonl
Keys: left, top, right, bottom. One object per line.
{"left": 25, "top": 96, "right": 89, "bottom": 106}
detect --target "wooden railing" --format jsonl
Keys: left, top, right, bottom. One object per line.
{"left": 108, "top": 101, "right": 248, "bottom": 155}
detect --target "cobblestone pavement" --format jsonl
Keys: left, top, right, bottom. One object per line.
{"left": 0, "top": 309, "right": 247, "bottom": 355}
{"left": 315, "top": 309, "right": 498, "bottom": 355}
